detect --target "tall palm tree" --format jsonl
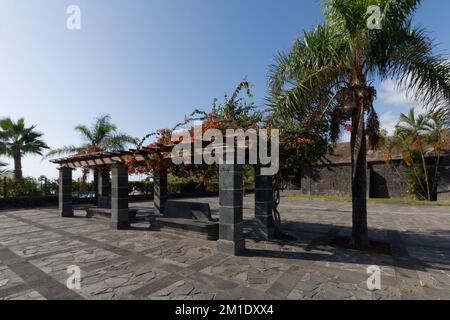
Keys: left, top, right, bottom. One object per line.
{"left": 45, "top": 114, "right": 133, "bottom": 158}
{"left": 268, "top": 0, "right": 450, "bottom": 247}
{"left": 0, "top": 118, "right": 49, "bottom": 180}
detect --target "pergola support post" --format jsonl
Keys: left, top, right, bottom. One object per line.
{"left": 154, "top": 168, "right": 168, "bottom": 215}
{"left": 59, "top": 167, "right": 74, "bottom": 218}
{"left": 93, "top": 169, "right": 99, "bottom": 206}
{"left": 217, "top": 163, "right": 245, "bottom": 255}
{"left": 255, "top": 166, "right": 275, "bottom": 240}
{"left": 110, "top": 163, "right": 130, "bottom": 230}
{"left": 98, "top": 168, "right": 111, "bottom": 208}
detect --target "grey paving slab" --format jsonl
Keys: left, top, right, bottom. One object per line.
{"left": 0, "top": 197, "right": 449, "bottom": 300}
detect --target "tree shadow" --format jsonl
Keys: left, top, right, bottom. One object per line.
{"left": 242, "top": 218, "right": 450, "bottom": 273}
{"left": 77, "top": 200, "right": 450, "bottom": 274}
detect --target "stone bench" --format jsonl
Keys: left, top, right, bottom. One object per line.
{"left": 150, "top": 200, "right": 219, "bottom": 240}
{"left": 85, "top": 207, "right": 138, "bottom": 221}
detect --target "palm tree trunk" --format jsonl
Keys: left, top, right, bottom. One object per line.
{"left": 351, "top": 109, "right": 369, "bottom": 249}
{"left": 431, "top": 151, "right": 441, "bottom": 201}
{"left": 419, "top": 147, "right": 431, "bottom": 200}
{"left": 13, "top": 150, "right": 23, "bottom": 180}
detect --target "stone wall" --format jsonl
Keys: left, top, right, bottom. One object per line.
{"left": 368, "top": 162, "right": 409, "bottom": 199}
{"left": 437, "top": 155, "right": 450, "bottom": 200}
{"left": 299, "top": 159, "right": 450, "bottom": 200}
{"left": 0, "top": 192, "right": 219, "bottom": 210}
{"left": 0, "top": 196, "right": 94, "bottom": 210}
{"left": 300, "top": 164, "right": 352, "bottom": 197}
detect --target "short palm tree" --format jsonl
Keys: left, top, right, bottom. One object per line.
{"left": 395, "top": 107, "right": 450, "bottom": 200}
{"left": 268, "top": 0, "right": 450, "bottom": 247}
{"left": 396, "top": 108, "right": 433, "bottom": 199}
{"left": 45, "top": 114, "right": 133, "bottom": 159}
{"left": 0, "top": 118, "right": 49, "bottom": 180}
{"left": 45, "top": 114, "right": 133, "bottom": 198}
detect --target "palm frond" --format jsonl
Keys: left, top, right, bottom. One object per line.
{"left": 369, "top": 22, "right": 450, "bottom": 107}
{"left": 0, "top": 117, "right": 49, "bottom": 157}
{"left": 103, "top": 133, "right": 133, "bottom": 151}
{"left": 0, "top": 160, "right": 10, "bottom": 176}
{"left": 43, "top": 145, "right": 85, "bottom": 160}
{"left": 74, "top": 125, "right": 95, "bottom": 143}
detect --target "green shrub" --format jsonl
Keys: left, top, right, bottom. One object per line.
{"left": 72, "top": 181, "right": 95, "bottom": 194}
{"left": 168, "top": 175, "right": 206, "bottom": 193}
{"left": 128, "top": 180, "right": 154, "bottom": 195}
{"left": 1, "top": 177, "right": 40, "bottom": 197}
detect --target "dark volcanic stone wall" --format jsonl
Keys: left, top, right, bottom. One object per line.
{"left": 368, "top": 162, "right": 409, "bottom": 199}
{"left": 299, "top": 159, "right": 450, "bottom": 200}
{"left": 437, "top": 154, "right": 450, "bottom": 200}
{"left": 301, "top": 165, "right": 352, "bottom": 197}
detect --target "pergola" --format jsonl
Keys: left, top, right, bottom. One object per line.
{"left": 50, "top": 144, "right": 274, "bottom": 256}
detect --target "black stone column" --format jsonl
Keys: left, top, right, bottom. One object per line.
{"left": 97, "top": 168, "right": 111, "bottom": 208}
{"left": 255, "top": 166, "right": 274, "bottom": 239}
{"left": 154, "top": 168, "right": 168, "bottom": 215}
{"left": 59, "top": 167, "right": 73, "bottom": 218}
{"left": 93, "top": 169, "right": 99, "bottom": 206}
{"left": 111, "top": 163, "right": 129, "bottom": 230}
{"left": 217, "top": 163, "right": 245, "bottom": 255}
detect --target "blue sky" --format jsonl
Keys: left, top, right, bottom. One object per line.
{"left": 0, "top": 0, "right": 449, "bottom": 179}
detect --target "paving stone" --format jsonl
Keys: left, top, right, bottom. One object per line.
{"left": 0, "top": 197, "right": 449, "bottom": 300}
{"left": 0, "top": 289, "right": 46, "bottom": 300}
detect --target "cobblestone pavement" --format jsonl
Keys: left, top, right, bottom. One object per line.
{"left": 0, "top": 197, "right": 449, "bottom": 300}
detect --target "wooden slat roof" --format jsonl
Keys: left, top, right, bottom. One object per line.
{"left": 50, "top": 137, "right": 256, "bottom": 168}
{"left": 50, "top": 151, "right": 135, "bottom": 168}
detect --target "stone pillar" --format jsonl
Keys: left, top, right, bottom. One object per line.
{"left": 111, "top": 163, "right": 129, "bottom": 230}
{"left": 93, "top": 169, "right": 99, "bottom": 206}
{"left": 217, "top": 163, "right": 245, "bottom": 255}
{"left": 254, "top": 166, "right": 274, "bottom": 239}
{"left": 97, "top": 168, "right": 111, "bottom": 208}
{"left": 59, "top": 167, "right": 73, "bottom": 217}
{"left": 154, "top": 168, "right": 168, "bottom": 215}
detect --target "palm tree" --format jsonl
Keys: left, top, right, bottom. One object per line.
{"left": 45, "top": 114, "right": 133, "bottom": 201}
{"left": 395, "top": 107, "right": 450, "bottom": 200}
{"left": 0, "top": 161, "right": 10, "bottom": 176}
{"left": 0, "top": 118, "right": 49, "bottom": 180}
{"left": 268, "top": 0, "right": 450, "bottom": 247}
{"left": 396, "top": 108, "right": 433, "bottom": 200}
{"left": 424, "top": 107, "right": 450, "bottom": 199}
{"left": 45, "top": 114, "right": 133, "bottom": 158}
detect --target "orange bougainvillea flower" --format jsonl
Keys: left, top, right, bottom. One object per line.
{"left": 297, "top": 137, "right": 312, "bottom": 144}
{"left": 344, "top": 124, "right": 353, "bottom": 132}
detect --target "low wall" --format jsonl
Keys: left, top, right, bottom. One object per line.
{"left": 0, "top": 196, "right": 94, "bottom": 210}
{"left": 297, "top": 160, "right": 450, "bottom": 200}
{"left": 0, "top": 191, "right": 220, "bottom": 210}
{"left": 369, "top": 162, "right": 409, "bottom": 199}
